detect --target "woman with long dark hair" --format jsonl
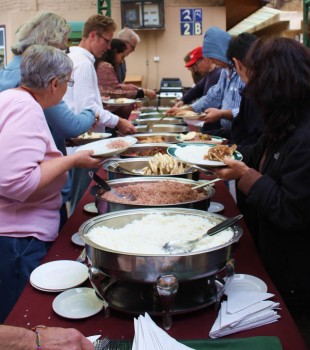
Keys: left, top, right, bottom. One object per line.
{"left": 96, "top": 39, "right": 155, "bottom": 119}
{"left": 214, "top": 37, "right": 310, "bottom": 321}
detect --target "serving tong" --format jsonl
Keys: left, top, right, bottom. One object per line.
{"left": 108, "top": 161, "right": 144, "bottom": 175}
{"left": 162, "top": 214, "right": 243, "bottom": 254}
{"left": 89, "top": 171, "right": 136, "bottom": 201}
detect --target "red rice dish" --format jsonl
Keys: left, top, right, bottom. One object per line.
{"left": 101, "top": 181, "right": 206, "bottom": 205}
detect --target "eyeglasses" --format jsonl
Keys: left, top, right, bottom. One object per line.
{"left": 96, "top": 32, "right": 111, "bottom": 45}
{"left": 126, "top": 41, "right": 136, "bottom": 51}
{"left": 192, "top": 58, "right": 203, "bottom": 70}
{"left": 67, "top": 79, "right": 74, "bottom": 87}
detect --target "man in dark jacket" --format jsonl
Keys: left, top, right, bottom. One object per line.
{"left": 174, "top": 46, "right": 221, "bottom": 108}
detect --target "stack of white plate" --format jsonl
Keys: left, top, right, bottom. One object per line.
{"left": 30, "top": 260, "right": 89, "bottom": 292}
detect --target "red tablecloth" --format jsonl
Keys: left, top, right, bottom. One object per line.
{"left": 4, "top": 172, "right": 307, "bottom": 350}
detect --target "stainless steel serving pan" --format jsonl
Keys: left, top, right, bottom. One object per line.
{"left": 135, "top": 124, "right": 188, "bottom": 133}
{"left": 92, "top": 176, "right": 214, "bottom": 212}
{"left": 132, "top": 133, "right": 180, "bottom": 143}
{"left": 79, "top": 208, "right": 243, "bottom": 283}
{"left": 102, "top": 158, "right": 198, "bottom": 180}
{"left": 119, "top": 143, "right": 171, "bottom": 158}
{"left": 134, "top": 117, "right": 186, "bottom": 125}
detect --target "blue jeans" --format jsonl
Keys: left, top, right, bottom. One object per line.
{"left": 0, "top": 236, "right": 51, "bottom": 322}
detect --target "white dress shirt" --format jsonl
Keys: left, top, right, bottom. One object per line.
{"left": 63, "top": 46, "right": 119, "bottom": 132}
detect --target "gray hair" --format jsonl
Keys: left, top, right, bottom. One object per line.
{"left": 116, "top": 27, "right": 141, "bottom": 45}
{"left": 11, "top": 12, "right": 70, "bottom": 55}
{"left": 20, "top": 45, "right": 73, "bottom": 90}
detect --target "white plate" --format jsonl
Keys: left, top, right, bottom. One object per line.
{"left": 225, "top": 274, "right": 268, "bottom": 295}
{"left": 78, "top": 132, "right": 112, "bottom": 140}
{"left": 30, "top": 260, "right": 88, "bottom": 292}
{"left": 52, "top": 287, "right": 104, "bottom": 319}
{"left": 167, "top": 143, "right": 243, "bottom": 168}
{"left": 30, "top": 280, "right": 65, "bottom": 293}
{"left": 71, "top": 232, "right": 85, "bottom": 247}
{"left": 176, "top": 134, "right": 226, "bottom": 144}
{"left": 176, "top": 113, "right": 205, "bottom": 120}
{"left": 102, "top": 98, "right": 136, "bottom": 106}
{"left": 208, "top": 201, "right": 224, "bottom": 213}
{"left": 75, "top": 136, "right": 137, "bottom": 157}
{"left": 84, "top": 202, "right": 98, "bottom": 214}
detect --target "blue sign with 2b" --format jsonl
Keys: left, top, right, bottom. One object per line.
{"left": 180, "top": 8, "right": 202, "bottom": 36}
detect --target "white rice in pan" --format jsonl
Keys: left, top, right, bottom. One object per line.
{"left": 85, "top": 213, "right": 234, "bottom": 255}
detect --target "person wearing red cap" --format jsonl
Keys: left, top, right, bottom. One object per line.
{"left": 173, "top": 46, "right": 221, "bottom": 109}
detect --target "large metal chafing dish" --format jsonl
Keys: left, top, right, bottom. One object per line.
{"left": 91, "top": 177, "right": 213, "bottom": 212}
{"left": 102, "top": 157, "right": 198, "bottom": 180}
{"left": 79, "top": 208, "right": 242, "bottom": 327}
{"left": 119, "top": 143, "right": 171, "bottom": 157}
{"left": 135, "top": 124, "right": 188, "bottom": 133}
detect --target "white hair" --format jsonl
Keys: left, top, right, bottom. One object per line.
{"left": 11, "top": 12, "right": 70, "bottom": 55}
{"left": 20, "top": 45, "right": 73, "bottom": 89}
{"left": 116, "top": 27, "right": 141, "bottom": 45}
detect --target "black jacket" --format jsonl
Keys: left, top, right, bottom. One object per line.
{"left": 238, "top": 108, "right": 310, "bottom": 311}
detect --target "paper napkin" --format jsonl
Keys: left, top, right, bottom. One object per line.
{"left": 132, "top": 313, "right": 194, "bottom": 350}
{"left": 227, "top": 292, "right": 274, "bottom": 314}
{"left": 209, "top": 276, "right": 281, "bottom": 339}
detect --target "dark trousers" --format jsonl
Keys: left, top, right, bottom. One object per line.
{"left": 0, "top": 236, "right": 51, "bottom": 322}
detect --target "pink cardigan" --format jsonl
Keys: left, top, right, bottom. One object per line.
{"left": 0, "top": 89, "right": 66, "bottom": 241}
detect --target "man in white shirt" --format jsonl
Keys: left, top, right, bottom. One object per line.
{"left": 63, "top": 14, "right": 136, "bottom": 212}
{"left": 63, "top": 14, "right": 136, "bottom": 135}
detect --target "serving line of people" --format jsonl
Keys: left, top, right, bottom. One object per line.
{"left": 1, "top": 10, "right": 310, "bottom": 349}
{"left": 168, "top": 28, "right": 310, "bottom": 343}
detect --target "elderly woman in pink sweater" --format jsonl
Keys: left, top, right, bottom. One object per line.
{"left": 0, "top": 45, "right": 103, "bottom": 322}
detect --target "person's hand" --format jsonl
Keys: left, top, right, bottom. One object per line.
{"left": 117, "top": 118, "right": 137, "bottom": 135}
{"left": 143, "top": 89, "right": 157, "bottom": 100}
{"left": 39, "top": 327, "right": 94, "bottom": 349}
{"left": 72, "top": 150, "right": 104, "bottom": 168}
{"left": 174, "top": 100, "right": 184, "bottom": 108}
{"left": 200, "top": 108, "right": 222, "bottom": 123}
{"left": 165, "top": 107, "right": 183, "bottom": 116}
{"left": 212, "top": 157, "right": 250, "bottom": 181}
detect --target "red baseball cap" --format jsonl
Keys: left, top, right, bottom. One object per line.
{"left": 185, "top": 46, "right": 203, "bottom": 67}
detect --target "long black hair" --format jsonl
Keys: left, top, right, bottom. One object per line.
{"left": 245, "top": 37, "right": 310, "bottom": 140}
{"left": 95, "top": 38, "right": 127, "bottom": 70}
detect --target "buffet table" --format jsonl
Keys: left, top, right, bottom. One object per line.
{"left": 4, "top": 170, "right": 307, "bottom": 350}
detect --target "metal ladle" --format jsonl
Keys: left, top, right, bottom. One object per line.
{"left": 162, "top": 214, "right": 243, "bottom": 254}
{"left": 89, "top": 171, "right": 136, "bottom": 201}
{"left": 146, "top": 114, "right": 168, "bottom": 132}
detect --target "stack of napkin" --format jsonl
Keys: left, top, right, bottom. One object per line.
{"left": 210, "top": 288, "right": 281, "bottom": 338}
{"left": 132, "top": 313, "right": 194, "bottom": 350}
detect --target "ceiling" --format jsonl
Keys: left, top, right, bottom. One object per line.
{"left": 225, "top": 0, "right": 270, "bottom": 30}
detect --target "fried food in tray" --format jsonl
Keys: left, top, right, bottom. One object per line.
{"left": 204, "top": 144, "right": 237, "bottom": 161}
{"left": 137, "top": 136, "right": 166, "bottom": 143}
{"left": 137, "top": 153, "right": 189, "bottom": 175}
{"left": 179, "top": 131, "right": 212, "bottom": 142}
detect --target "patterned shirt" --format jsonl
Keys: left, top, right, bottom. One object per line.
{"left": 192, "top": 68, "right": 244, "bottom": 128}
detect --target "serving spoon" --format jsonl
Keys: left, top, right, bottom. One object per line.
{"left": 162, "top": 214, "right": 243, "bottom": 254}
{"left": 146, "top": 114, "right": 168, "bottom": 132}
{"left": 89, "top": 171, "right": 136, "bottom": 201}
{"left": 191, "top": 178, "right": 222, "bottom": 190}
